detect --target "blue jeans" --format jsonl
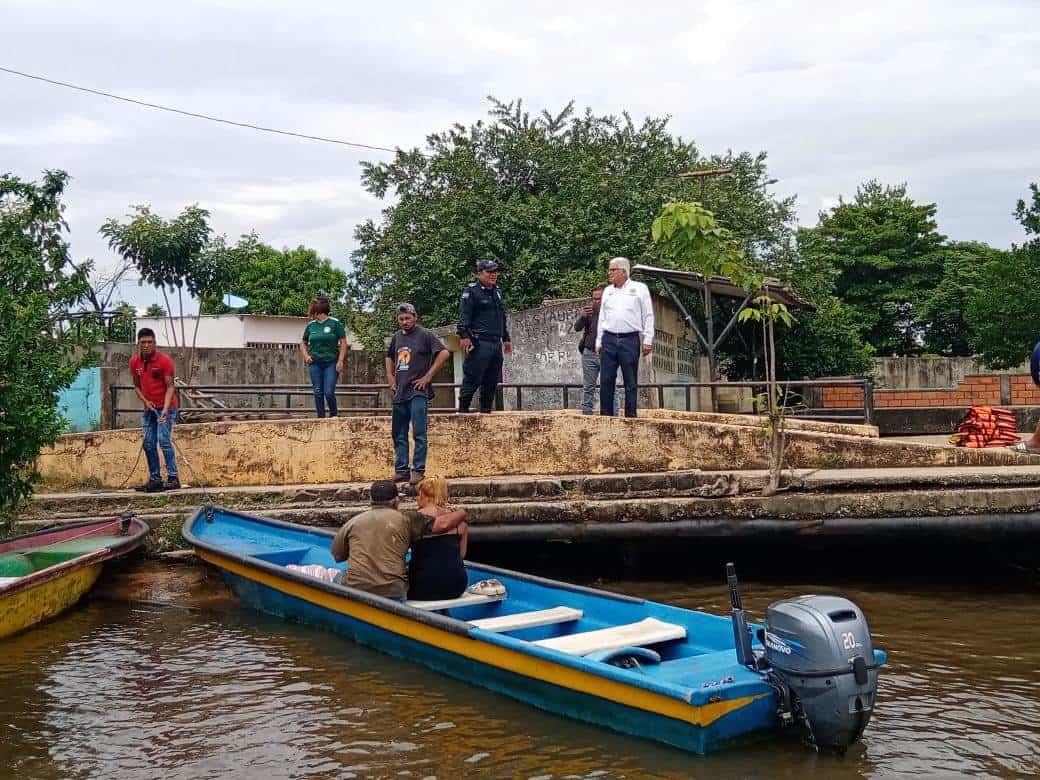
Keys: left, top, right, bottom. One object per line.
{"left": 142, "top": 409, "right": 178, "bottom": 482}
{"left": 392, "top": 395, "right": 429, "bottom": 476}
{"left": 580, "top": 350, "right": 601, "bottom": 414}
{"left": 308, "top": 361, "right": 339, "bottom": 417}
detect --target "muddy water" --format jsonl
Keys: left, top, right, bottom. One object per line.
{"left": 1, "top": 558, "right": 1038, "bottom": 779}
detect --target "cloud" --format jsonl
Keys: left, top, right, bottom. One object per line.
{"left": 1, "top": 0, "right": 1038, "bottom": 312}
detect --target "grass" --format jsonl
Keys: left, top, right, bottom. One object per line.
{"left": 153, "top": 515, "right": 189, "bottom": 553}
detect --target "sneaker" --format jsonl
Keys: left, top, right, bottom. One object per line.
{"left": 393, "top": 472, "right": 410, "bottom": 484}
{"left": 165, "top": 477, "right": 181, "bottom": 491}
{"left": 409, "top": 472, "right": 425, "bottom": 486}
{"left": 134, "top": 479, "right": 166, "bottom": 493}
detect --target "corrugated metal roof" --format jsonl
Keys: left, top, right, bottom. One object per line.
{"left": 632, "top": 264, "right": 815, "bottom": 311}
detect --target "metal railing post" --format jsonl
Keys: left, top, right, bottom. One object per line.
{"left": 863, "top": 376, "right": 875, "bottom": 425}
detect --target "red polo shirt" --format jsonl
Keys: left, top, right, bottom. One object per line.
{"left": 129, "top": 351, "right": 178, "bottom": 408}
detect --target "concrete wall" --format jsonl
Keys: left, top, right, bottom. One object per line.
{"left": 438, "top": 296, "right": 714, "bottom": 412}
{"left": 871, "top": 356, "right": 1027, "bottom": 389}
{"left": 57, "top": 366, "right": 101, "bottom": 432}
{"left": 90, "top": 342, "right": 450, "bottom": 428}
{"left": 36, "top": 410, "right": 1035, "bottom": 491}
{"left": 136, "top": 315, "right": 362, "bottom": 350}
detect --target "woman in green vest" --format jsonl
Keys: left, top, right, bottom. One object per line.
{"left": 300, "top": 297, "right": 348, "bottom": 417}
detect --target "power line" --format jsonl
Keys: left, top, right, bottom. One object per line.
{"left": 0, "top": 65, "right": 402, "bottom": 153}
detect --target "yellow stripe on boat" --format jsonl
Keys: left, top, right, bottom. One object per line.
{"left": 0, "top": 564, "right": 103, "bottom": 639}
{"left": 199, "top": 549, "right": 765, "bottom": 727}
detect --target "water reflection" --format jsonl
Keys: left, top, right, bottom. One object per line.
{"left": 1, "top": 574, "right": 1038, "bottom": 778}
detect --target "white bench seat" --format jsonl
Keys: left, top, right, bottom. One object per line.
{"left": 407, "top": 592, "right": 506, "bottom": 611}
{"left": 470, "top": 606, "right": 583, "bottom": 633}
{"left": 532, "top": 617, "right": 686, "bottom": 656}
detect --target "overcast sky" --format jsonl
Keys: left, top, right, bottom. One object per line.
{"left": 3, "top": 0, "right": 1038, "bottom": 310}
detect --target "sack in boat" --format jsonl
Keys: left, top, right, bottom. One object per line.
{"left": 286, "top": 564, "right": 341, "bottom": 583}
{"left": 467, "top": 578, "right": 506, "bottom": 597}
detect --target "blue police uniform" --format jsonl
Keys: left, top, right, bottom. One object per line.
{"left": 457, "top": 280, "right": 510, "bottom": 412}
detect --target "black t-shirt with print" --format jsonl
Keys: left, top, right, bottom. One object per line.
{"left": 386, "top": 326, "right": 446, "bottom": 403}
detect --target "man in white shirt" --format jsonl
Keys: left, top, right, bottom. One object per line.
{"left": 595, "top": 257, "right": 654, "bottom": 417}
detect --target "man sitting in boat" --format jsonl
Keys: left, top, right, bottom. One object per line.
{"left": 330, "top": 480, "right": 466, "bottom": 600}
{"left": 408, "top": 476, "right": 469, "bottom": 601}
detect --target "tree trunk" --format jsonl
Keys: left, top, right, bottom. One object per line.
{"left": 160, "top": 287, "right": 179, "bottom": 350}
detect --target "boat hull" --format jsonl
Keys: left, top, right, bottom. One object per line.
{"left": 0, "top": 517, "right": 151, "bottom": 639}
{"left": 0, "top": 563, "right": 103, "bottom": 639}
{"left": 199, "top": 547, "right": 775, "bottom": 755}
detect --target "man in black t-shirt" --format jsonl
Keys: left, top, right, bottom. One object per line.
{"left": 385, "top": 303, "right": 450, "bottom": 485}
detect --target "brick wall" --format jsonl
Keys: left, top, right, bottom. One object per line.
{"left": 822, "top": 374, "right": 1033, "bottom": 409}
{"left": 1011, "top": 374, "right": 1040, "bottom": 405}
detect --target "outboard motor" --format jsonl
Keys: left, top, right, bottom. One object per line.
{"left": 761, "top": 594, "right": 881, "bottom": 752}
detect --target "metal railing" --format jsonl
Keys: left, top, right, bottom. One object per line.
{"left": 108, "top": 377, "right": 874, "bottom": 428}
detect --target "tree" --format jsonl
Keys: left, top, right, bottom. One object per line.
{"left": 0, "top": 171, "right": 92, "bottom": 520}
{"left": 918, "top": 242, "right": 1005, "bottom": 356}
{"left": 200, "top": 240, "right": 348, "bottom": 318}
{"left": 144, "top": 303, "right": 166, "bottom": 318}
{"left": 350, "top": 97, "right": 794, "bottom": 347}
{"left": 100, "top": 204, "right": 214, "bottom": 351}
{"left": 967, "top": 183, "right": 1040, "bottom": 368}
{"left": 101, "top": 204, "right": 229, "bottom": 381}
{"left": 1015, "top": 183, "right": 1040, "bottom": 236}
{"left": 798, "top": 181, "right": 945, "bottom": 355}
{"left": 108, "top": 301, "right": 137, "bottom": 342}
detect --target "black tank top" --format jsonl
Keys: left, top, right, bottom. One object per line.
{"left": 407, "top": 532, "right": 467, "bottom": 601}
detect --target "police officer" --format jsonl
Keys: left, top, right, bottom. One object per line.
{"left": 458, "top": 259, "right": 512, "bottom": 413}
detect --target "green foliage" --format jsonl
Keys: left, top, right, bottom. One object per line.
{"left": 651, "top": 201, "right": 751, "bottom": 283}
{"left": 798, "top": 180, "right": 945, "bottom": 355}
{"left": 101, "top": 205, "right": 213, "bottom": 297}
{"left": 200, "top": 239, "right": 348, "bottom": 317}
{"left": 0, "top": 171, "right": 92, "bottom": 517}
{"left": 108, "top": 301, "right": 137, "bottom": 342}
{"left": 967, "top": 184, "right": 1040, "bottom": 369}
{"left": 144, "top": 303, "right": 166, "bottom": 318}
{"left": 1015, "top": 183, "right": 1040, "bottom": 237}
{"left": 350, "top": 97, "right": 794, "bottom": 347}
{"left": 919, "top": 242, "right": 1005, "bottom": 356}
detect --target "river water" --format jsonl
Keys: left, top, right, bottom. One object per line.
{"left": 1, "top": 551, "right": 1038, "bottom": 779}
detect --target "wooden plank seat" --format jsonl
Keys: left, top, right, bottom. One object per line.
{"left": 407, "top": 592, "right": 507, "bottom": 611}
{"left": 0, "top": 577, "right": 22, "bottom": 587}
{"left": 532, "top": 617, "right": 686, "bottom": 656}
{"left": 469, "top": 606, "right": 583, "bottom": 633}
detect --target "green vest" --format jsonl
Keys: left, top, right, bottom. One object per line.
{"left": 302, "top": 317, "right": 346, "bottom": 363}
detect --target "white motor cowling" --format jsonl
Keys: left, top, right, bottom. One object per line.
{"left": 761, "top": 595, "right": 881, "bottom": 751}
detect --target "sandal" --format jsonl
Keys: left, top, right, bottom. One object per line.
{"left": 1009, "top": 442, "right": 1040, "bottom": 454}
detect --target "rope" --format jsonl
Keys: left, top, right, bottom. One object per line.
{"left": 169, "top": 435, "right": 217, "bottom": 517}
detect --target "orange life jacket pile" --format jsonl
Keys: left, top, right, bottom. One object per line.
{"left": 949, "top": 406, "right": 1020, "bottom": 448}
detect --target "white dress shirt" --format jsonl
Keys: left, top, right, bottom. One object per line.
{"left": 595, "top": 278, "right": 655, "bottom": 348}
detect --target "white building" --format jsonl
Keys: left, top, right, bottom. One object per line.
{"left": 135, "top": 314, "right": 362, "bottom": 350}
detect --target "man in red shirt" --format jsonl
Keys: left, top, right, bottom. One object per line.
{"left": 129, "top": 328, "right": 179, "bottom": 491}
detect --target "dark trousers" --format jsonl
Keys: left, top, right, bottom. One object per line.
{"left": 392, "top": 395, "right": 429, "bottom": 475}
{"left": 459, "top": 339, "right": 503, "bottom": 413}
{"left": 307, "top": 360, "right": 339, "bottom": 417}
{"left": 600, "top": 331, "right": 641, "bottom": 417}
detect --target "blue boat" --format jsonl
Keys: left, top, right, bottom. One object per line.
{"left": 183, "top": 505, "right": 886, "bottom": 755}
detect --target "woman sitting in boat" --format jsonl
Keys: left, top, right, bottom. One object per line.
{"left": 408, "top": 476, "right": 469, "bottom": 601}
